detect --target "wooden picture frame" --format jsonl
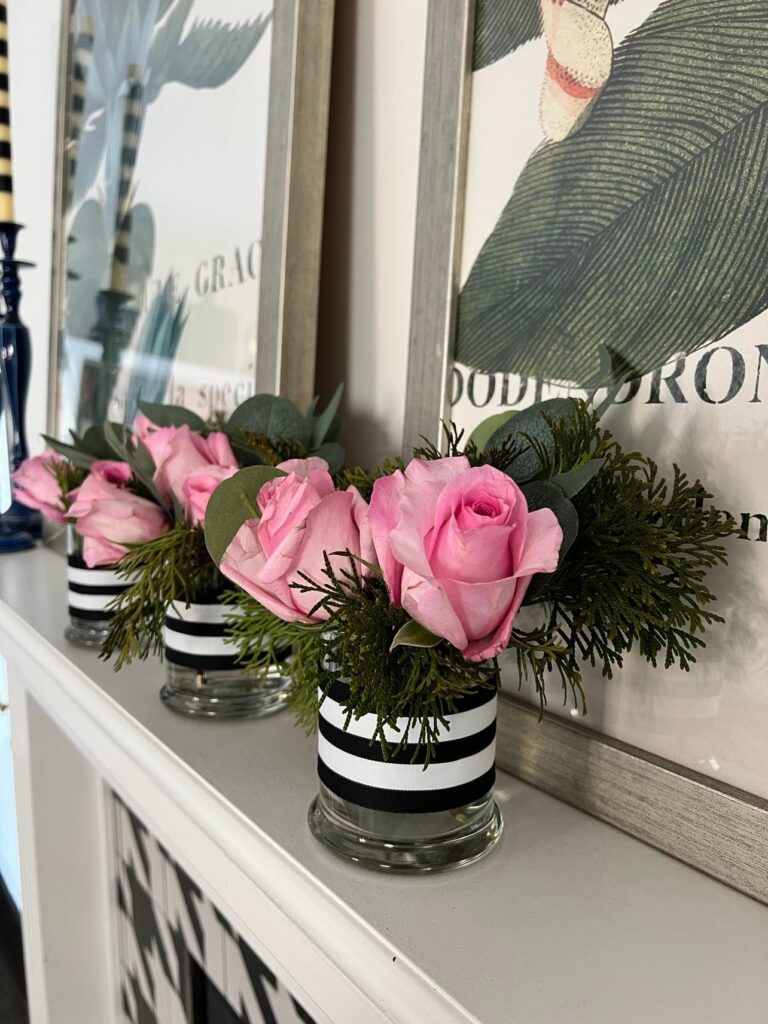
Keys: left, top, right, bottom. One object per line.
{"left": 47, "top": 0, "right": 334, "bottom": 435}
{"left": 405, "top": 0, "right": 768, "bottom": 905}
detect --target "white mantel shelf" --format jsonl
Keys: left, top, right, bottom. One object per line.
{"left": 2, "top": 547, "right": 768, "bottom": 1024}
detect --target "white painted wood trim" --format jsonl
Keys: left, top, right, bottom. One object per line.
{"left": 1, "top": 598, "right": 481, "bottom": 1024}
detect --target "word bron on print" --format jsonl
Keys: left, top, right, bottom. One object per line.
{"left": 452, "top": 343, "right": 768, "bottom": 544}
{"left": 452, "top": 344, "right": 768, "bottom": 411}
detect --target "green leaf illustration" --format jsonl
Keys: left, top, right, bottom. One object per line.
{"left": 458, "top": 0, "right": 768, "bottom": 385}
{"left": 472, "top": 0, "right": 623, "bottom": 70}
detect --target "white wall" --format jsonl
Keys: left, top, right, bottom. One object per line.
{"left": 1, "top": 0, "right": 64, "bottom": 906}
{"left": 316, "top": 0, "right": 428, "bottom": 467}
{"left": 8, "top": 0, "right": 60, "bottom": 452}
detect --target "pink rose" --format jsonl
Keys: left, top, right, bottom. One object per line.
{"left": 369, "top": 458, "right": 563, "bottom": 661}
{"left": 182, "top": 465, "right": 238, "bottom": 527}
{"left": 145, "top": 424, "right": 238, "bottom": 523}
{"left": 134, "top": 415, "right": 176, "bottom": 466}
{"left": 68, "top": 461, "right": 169, "bottom": 567}
{"left": 220, "top": 458, "right": 374, "bottom": 624}
{"left": 11, "top": 450, "right": 68, "bottom": 522}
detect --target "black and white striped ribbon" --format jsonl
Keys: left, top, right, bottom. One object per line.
{"left": 67, "top": 554, "right": 130, "bottom": 621}
{"left": 164, "top": 601, "right": 241, "bottom": 672}
{"left": 317, "top": 681, "right": 497, "bottom": 813}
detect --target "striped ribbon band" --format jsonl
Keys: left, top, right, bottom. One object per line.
{"left": 164, "top": 601, "right": 241, "bottom": 671}
{"left": 317, "top": 680, "right": 497, "bottom": 813}
{"left": 67, "top": 554, "right": 129, "bottom": 622}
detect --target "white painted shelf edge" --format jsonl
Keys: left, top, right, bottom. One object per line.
{"left": 0, "top": 569, "right": 480, "bottom": 1024}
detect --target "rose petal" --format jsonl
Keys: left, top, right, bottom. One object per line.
{"left": 400, "top": 568, "right": 468, "bottom": 652}
{"left": 514, "top": 507, "right": 563, "bottom": 577}
{"left": 369, "top": 471, "right": 407, "bottom": 604}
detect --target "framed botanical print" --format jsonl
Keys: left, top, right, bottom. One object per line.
{"left": 49, "top": 0, "right": 334, "bottom": 439}
{"left": 407, "top": 0, "right": 768, "bottom": 902}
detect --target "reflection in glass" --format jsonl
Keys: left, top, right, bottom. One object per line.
{"left": 57, "top": 0, "right": 272, "bottom": 436}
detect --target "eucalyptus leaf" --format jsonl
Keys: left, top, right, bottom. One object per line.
{"left": 487, "top": 398, "right": 577, "bottom": 483}
{"left": 549, "top": 459, "right": 605, "bottom": 499}
{"left": 390, "top": 619, "right": 442, "bottom": 652}
{"left": 133, "top": 440, "right": 168, "bottom": 509}
{"left": 226, "top": 395, "right": 312, "bottom": 449}
{"left": 459, "top": 0, "right": 768, "bottom": 383}
{"left": 304, "top": 396, "right": 319, "bottom": 421}
{"left": 41, "top": 435, "right": 98, "bottom": 470}
{"left": 313, "top": 442, "right": 345, "bottom": 475}
{"left": 522, "top": 480, "right": 578, "bottom": 562}
{"left": 204, "top": 466, "right": 286, "bottom": 565}
{"left": 102, "top": 421, "right": 133, "bottom": 463}
{"left": 469, "top": 410, "right": 517, "bottom": 452}
{"left": 79, "top": 422, "right": 126, "bottom": 459}
{"left": 312, "top": 384, "right": 344, "bottom": 448}
{"left": 322, "top": 414, "right": 343, "bottom": 445}
{"left": 137, "top": 401, "right": 205, "bottom": 431}
{"left": 230, "top": 442, "right": 266, "bottom": 468}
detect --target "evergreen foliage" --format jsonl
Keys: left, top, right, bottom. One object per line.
{"left": 223, "top": 400, "right": 736, "bottom": 749}
{"left": 100, "top": 525, "right": 216, "bottom": 669}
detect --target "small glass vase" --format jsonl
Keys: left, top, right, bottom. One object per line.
{"left": 65, "top": 527, "right": 130, "bottom": 649}
{"left": 308, "top": 679, "right": 503, "bottom": 873}
{"left": 160, "top": 596, "right": 291, "bottom": 719}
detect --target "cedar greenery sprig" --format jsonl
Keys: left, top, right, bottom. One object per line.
{"left": 100, "top": 525, "right": 217, "bottom": 670}
{"left": 535, "top": 444, "right": 735, "bottom": 677}
{"left": 222, "top": 588, "right": 305, "bottom": 680}
{"left": 228, "top": 427, "right": 308, "bottom": 467}
{"left": 49, "top": 458, "right": 87, "bottom": 511}
{"left": 496, "top": 401, "right": 736, "bottom": 680}
{"left": 290, "top": 555, "right": 498, "bottom": 763}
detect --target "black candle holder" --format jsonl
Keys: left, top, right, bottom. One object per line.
{"left": 84, "top": 287, "right": 138, "bottom": 430}
{"left": 0, "top": 222, "right": 41, "bottom": 552}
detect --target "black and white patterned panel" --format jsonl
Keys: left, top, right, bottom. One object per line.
{"left": 113, "top": 794, "right": 317, "bottom": 1024}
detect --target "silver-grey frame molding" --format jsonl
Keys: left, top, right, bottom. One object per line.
{"left": 47, "top": 0, "right": 334, "bottom": 430}
{"left": 406, "top": 0, "right": 768, "bottom": 905}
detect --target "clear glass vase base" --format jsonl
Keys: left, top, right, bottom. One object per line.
{"left": 65, "top": 617, "right": 111, "bottom": 649}
{"left": 160, "top": 664, "right": 290, "bottom": 719}
{"left": 308, "top": 784, "right": 503, "bottom": 873}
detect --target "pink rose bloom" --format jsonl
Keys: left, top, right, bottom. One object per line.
{"left": 11, "top": 450, "right": 68, "bottom": 522}
{"left": 68, "top": 460, "right": 169, "bottom": 567}
{"left": 220, "top": 458, "right": 374, "bottom": 624}
{"left": 133, "top": 415, "right": 178, "bottom": 469}
{"left": 182, "top": 464, "right": 238, "bottom": 527}
{"left": 369, "top": 458, "right": 563, "bottom": 661}
{"left": 144, "top": 424, "right": 238, "bottom": 523}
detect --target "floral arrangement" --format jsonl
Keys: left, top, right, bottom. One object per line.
{"left": 203, "top": 397, "right": 736, "bottom": 757}
{"left": 12, "top": 389, "right": 344, "bottom": 667}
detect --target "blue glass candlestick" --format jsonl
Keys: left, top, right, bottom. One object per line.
{"left": 0, "top": 222, "right": 41, "bottom": 551}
